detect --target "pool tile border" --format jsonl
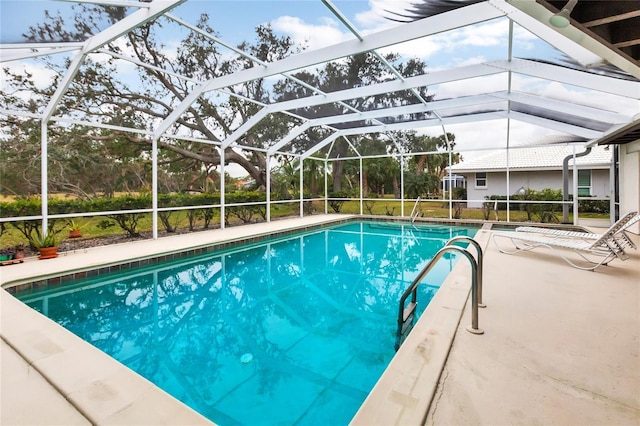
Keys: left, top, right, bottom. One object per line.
{"left": 5, "top": 216, "right": 481, "bottom": 295}
{"left": 3, "top": 217, "right": 356, "bottom": 294}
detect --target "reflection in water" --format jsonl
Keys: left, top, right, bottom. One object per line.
{"left": 17, "top": 221, "right": 477, "bottom": 425}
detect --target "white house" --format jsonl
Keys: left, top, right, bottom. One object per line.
{"left": 447, "top": 145, "right": 611, "bottom": 208}
{"left": 596, "top": 119, "right": 640, "bottom": 233}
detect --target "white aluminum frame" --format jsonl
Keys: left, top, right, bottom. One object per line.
{"left": 1, "top": 0, "right": 639, "bottom": 235}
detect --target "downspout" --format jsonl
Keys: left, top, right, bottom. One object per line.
{"left": 562, "top": 147, "right": 591, "bottom": 223}
{"left": 612, "top": 145, "right": 619, "bottom": 222}
{"left": 505, "top": 20, "right": 513, "bottom": 222}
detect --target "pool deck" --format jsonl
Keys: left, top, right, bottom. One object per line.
{"left": 424, "top": 229, "right": 640, "bottom": 426}
{"left": 2, "top": 214, "right": 639, "bottom": 425}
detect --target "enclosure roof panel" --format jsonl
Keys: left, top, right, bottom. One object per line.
{"left": 0, "top": 0, "right": 638, "bottom": 159}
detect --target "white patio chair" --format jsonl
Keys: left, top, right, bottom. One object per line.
{"left": 514, "top": 211, "right": 639, "bottom": 252}
{"left": 492, "top": 221, "right": 634, "bottom": 270}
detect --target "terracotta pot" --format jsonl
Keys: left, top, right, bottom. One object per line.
{"left": 38, "top": 246, "right": 59, "bottom": 259}
{"left": 69, "top": 230, "right": 82, "bottom": 238}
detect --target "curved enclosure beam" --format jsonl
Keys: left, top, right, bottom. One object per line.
{"left": 153, "top": 2, "right": 505, "bottom": 139}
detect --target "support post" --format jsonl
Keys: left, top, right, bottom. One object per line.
{"left": 220, "top": 148, "right": 226, "bottom": 229}
{"left": 266, "top": 154, "right": 271, "bottom": 222}
{"left": 152, "top": 137, "right": 158, "bottom": 239}
{"left": 40, "top": 120, "right": 48, "bottom": 234}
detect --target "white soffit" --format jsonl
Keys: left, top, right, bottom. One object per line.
{"left": 492, "top": 0, "right": 602, "bottom": 67}
{"left": 505, "top": 0, "right": 640, "bottom": 79}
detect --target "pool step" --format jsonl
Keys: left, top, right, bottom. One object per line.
{"left": 395, "top": 301, "right": 417, "bottom": 350}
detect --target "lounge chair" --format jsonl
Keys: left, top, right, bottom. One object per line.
{"left": 492, "top": 218, "right": 636, "bottom": 270}
{"left": 514, "top": 211, "right": 639, "bottom": 252}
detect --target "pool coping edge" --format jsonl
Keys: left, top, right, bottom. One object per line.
{"left": 351, "top": 224, "right": 493, "bottom": 425}
{"left": 1, "top": 215, "right": 487, "bottom": 425}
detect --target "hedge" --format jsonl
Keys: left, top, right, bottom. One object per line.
{"left": 0, "top": 192, "right": 271, "bottom": 238}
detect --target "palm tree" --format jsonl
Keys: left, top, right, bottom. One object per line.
{"left": 385, "top": 0, "right": 484, "bottom": 22}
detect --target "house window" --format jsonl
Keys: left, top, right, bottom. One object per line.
{"left": 475, "top": 172, "right": 487, "bottom": 188}
{"left": 577, "top": 170, "right": 591, "bottom": 197}
{"left": 441, "top": 175, "right": 465, "bottom": 191}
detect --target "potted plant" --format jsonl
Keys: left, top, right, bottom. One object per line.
{"left": 13, "top": 244, "right": 25, "bottom": 260}
{"left": 0, "top": 247, "right": 15, "bottom": 261}
{"left": 67, "top": 219, "right": 83, "bottom": 238}
{"left": 30, "top": 231, "right": 62, "bottom": 259}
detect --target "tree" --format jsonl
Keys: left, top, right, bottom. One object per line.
{"left": 399, "top": 132, "right": 459, "bottom": 179}
{"left": 273, "top": 54, "right": 434, "bottom": 191}
{"left": 395, "top": 131, "right": 461, "bottom": 197}
{"left": 0, "top": 117, "right": 42, "bottom": 196}
{"left": 1, "top": 4, "right": 299, "bottom": 194}
{"left": 1, "top": 4, "right": 454, "bottom": 198}
{"left": 0, "top": 114, "right": 159, "bottom": 198}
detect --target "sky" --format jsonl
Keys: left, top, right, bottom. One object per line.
{"left": 0, "top": 0, "right": 558, "bottom": 71}
{"left": 1, "top": 0, "right": 638, "bottom": 177}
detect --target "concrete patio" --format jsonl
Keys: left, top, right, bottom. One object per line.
{"left": 1, "top": 215, "right": 639, "bottom": 425}
{"left": 425, "top": 226, "right": 640, "bottom": 425}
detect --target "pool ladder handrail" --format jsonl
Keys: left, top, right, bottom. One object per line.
{"left": 410, "top": 196, "right": 421, "bottom": 223}
{"left": 446, "top": 236, "right": 486, "bottom": 309}
{"left": 395, "top": 236, "right": 485, "bottom": 350}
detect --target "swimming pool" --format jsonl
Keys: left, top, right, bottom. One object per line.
{"left": 15, "top": 220, "right": 478, "bottom": 425}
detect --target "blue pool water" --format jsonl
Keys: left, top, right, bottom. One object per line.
{"left": 16, "top": 220, "right": 478, "bottom": 425}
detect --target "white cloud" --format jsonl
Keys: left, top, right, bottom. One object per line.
{"left": 269, "top": 4, "right": 512, "bottom": 67}
{"left": 512, "top": 25, "right": 538, "bottom": 51}
{"left": 376, "top": 37, "right": 442, "bottom": 61}
{"left": 353, "top": 0, "right": 413, "bottom": 30}
{"left": 2, "top": 58, "right": 57, "bottom": 90}
{"left": 414, "top": 117, "right": 581, "bottom": 161}
{"left": 447, "top": 21, "right": 508, "bottom": 48}
{"left": 271, "top": 16, "right": 351, "bottom": 51}
{"left": 85, "top": 37, "right": 139, "bottom": 76}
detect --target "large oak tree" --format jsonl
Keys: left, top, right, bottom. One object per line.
{"left": 1, "top": 3, "right": 459, "bottom": 197}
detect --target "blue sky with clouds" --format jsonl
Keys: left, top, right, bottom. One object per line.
{"left": 1, "top": 0, "right": 549, "bottom": 66}
{"left": 1, "top": 0, "right": 638, "bottom": 174}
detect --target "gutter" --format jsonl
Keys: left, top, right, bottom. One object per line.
{"left": 562, "top": 147, "right": 592, "bottom": 223}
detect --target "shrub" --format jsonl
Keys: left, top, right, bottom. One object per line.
{"left": 328, "top": 191, "right": 350, "bottom": 213}
{"left": 579, "top": 197, "right": 609, "bottom": 213}
{"left": 226, "top": 192, "right": 267, "bottom": 223}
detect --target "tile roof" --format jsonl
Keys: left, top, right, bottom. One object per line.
{"left": 449, "top": 145, "right": 611, "bottom": 172}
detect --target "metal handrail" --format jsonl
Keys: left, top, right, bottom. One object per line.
{"left": 410, "top": 196, "right": 421, "bottom": 223}
{"left": 445, "top": 236, "right": 485, "bottom": 308}
{"left": 395, "top": 242, "right": 484, "bottom": 349}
